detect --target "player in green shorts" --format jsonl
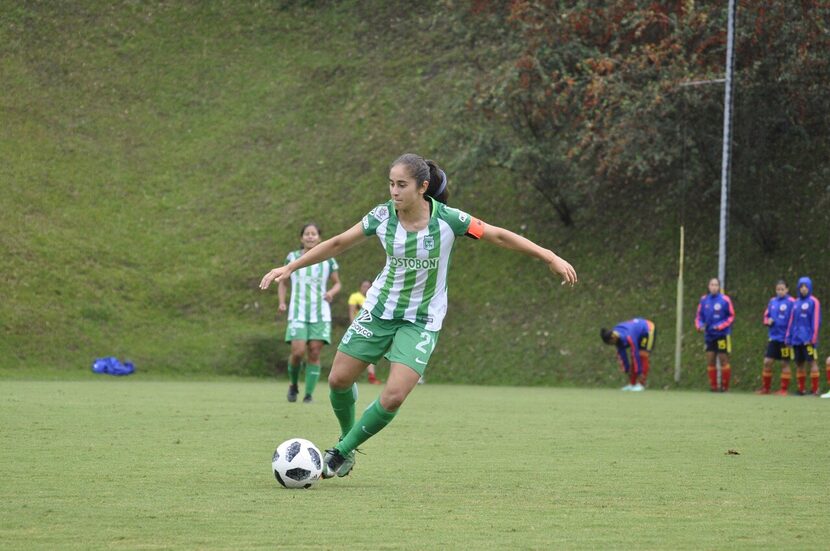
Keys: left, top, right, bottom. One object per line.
{"left": 277, "top": 223, "right": 341, "bottom": 403}
{"left": 260, "top": 154, "right": 577, "bottom": 478}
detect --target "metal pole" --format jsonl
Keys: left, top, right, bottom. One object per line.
{"left": 718, "top": 0, "right": 737, "bottom": 291}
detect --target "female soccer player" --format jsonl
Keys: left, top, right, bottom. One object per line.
{"left": 277, "top": 223, "right": 341, "bottom": 403}
{"left": 260, "top": 154, "right": 577, "bottom": 478}
{"left": 784, "top": 276, "right": 821, "bottom": 396}
{"left": 347, "top": 280, "right": 382, "bottom": 384}
{"left": 758, "top": 280, "right": 794, "bottom": 395}
{"left": 695, "top": 278, "right": 735, "bottom": 392}
{"left": 600, "top": 318, "right": 656, "bottom": 392}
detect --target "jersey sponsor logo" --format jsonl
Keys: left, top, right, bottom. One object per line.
{"left": 423, "top": 236, "right": 435, "bottom": 251}
{"left": 355, "top": 309, "right": 373, "bottom": 323}
{"left": 389, "top": 255, "right": 439, "bottom": 271}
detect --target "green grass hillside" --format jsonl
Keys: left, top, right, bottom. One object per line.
{"left": 2, "top": 1, "right": 828, "bottom": 389}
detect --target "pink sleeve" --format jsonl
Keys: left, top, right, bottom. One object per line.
{"left": 716, "top": 296, "right": 735, "bottom": 331}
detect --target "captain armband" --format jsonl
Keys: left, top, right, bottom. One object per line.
{"left": 466, "top": 217, "right": 485, "bottom": 240}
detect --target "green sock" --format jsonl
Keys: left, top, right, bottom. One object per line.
{"left": 329, "top": 384, "right": 358, "bottom": 438}
{"left": 287, "top": 363, "right": 300, "bottom": 386}
{"left": 337, "top": 398, "right": 397, "bottom": 455}
{"left": 304, "top": 364, "right": 321, "bottom": 396}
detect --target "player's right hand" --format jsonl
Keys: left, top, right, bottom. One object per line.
{"left": 548, "top": 255, "right": 578, "bottom": 286}
{"left": 278, "top": 303, "right": 287, "bottom": 312}
{"left": 260, "top": 267, "right": 290, "bottom": 290}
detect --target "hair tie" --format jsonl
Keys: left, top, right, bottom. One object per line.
{"left": 435, "top": 169, "right": 447, "bottom": 197}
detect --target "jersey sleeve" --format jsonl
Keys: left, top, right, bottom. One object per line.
{"left": 329, "top": 257, "right": 339, "bottom": 272}
{"left": 442, "top": 206, "right": 485, "bottom": 239}
{"left": 284, "top": 252, "right": 293, "bottom": 266}
{"left": 361, "top": 204, "right": 391, "bottom": 236}
{"left": 616, "top": 345, "right": 630, "bottom": 372}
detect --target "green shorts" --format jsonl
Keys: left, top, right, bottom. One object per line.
{"left": 338, "top": 310, "right": 439, "bottom": 376}
{"left": 285, "top": 320, "right": 332, "bottom": 344}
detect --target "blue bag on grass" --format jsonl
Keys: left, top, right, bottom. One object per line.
{"left": 92, "top": 357, "right": 135, "bottom": 376}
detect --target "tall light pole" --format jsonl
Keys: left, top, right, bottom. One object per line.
{"left": 718, "top": 0, "right": 737, "bottom": 291}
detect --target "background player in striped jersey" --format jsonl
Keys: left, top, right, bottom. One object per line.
{"left": 277, "top": 223, "right": 341, "bottom": 403}
{"left": 758, "top": 280, "right": 794, "bottom": 395}
{"left": 695, "top": 278, "right": 736, "bottom": 392}
{"left": 347, "top": 280, "right": 382, "bottom": 385}
{"left": 260, "top": 153, "right": 577, "bottom": 478}
{"left": 785, "top": 276, "right": 822, "bottom": 396}
{"left": 600, "top": 318, "right": 656, "bottom": 392}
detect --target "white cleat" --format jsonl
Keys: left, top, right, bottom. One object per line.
{"left": 629, "top": 383, "right": 645, "bottom": 392}
{"left": 820, "top": 391, "right": 830, "bottom": 399}
{"left": 621, "top": 384, "right": 633, "bottom": 391}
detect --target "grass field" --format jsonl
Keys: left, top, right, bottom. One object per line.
{"left": 2, "top": 379, "right": 828, "bottom": 550}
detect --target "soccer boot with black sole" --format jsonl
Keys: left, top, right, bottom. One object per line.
{"left": 322, "top": 448, "right": 355, "bottom": 479}
{"left": 287, "top": 384, "right": 299, "bottom": 403}
{"left": 302, "top": 394, "right": 313, "bottom": 403}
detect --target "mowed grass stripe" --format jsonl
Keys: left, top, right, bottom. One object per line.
{"left": 0, "top": 380, "right": 827, "bottom": 550}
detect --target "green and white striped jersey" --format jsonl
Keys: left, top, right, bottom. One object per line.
{"left": 361, "top": 198, "right": 478, "bottom": 331}
{"left": 284, "top": 250, "right": 339, "bottom": 322}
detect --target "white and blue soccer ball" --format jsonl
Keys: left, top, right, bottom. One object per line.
{"left": 272, "top": 438, "right": 323, "bottom": 489}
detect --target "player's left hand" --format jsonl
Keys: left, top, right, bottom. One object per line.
{"left": 323, "top": 291, "right": 334, "bottom": 303}
{"left": 548, "top": 255, "right": 577, "bottom": 286}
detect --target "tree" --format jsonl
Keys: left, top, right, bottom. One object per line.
{"left": 446, "top": 0, "right": 830, "bottom": 244}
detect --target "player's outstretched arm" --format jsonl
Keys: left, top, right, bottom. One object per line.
{"left": 479, "top": 222, "right": 577, "bottom": 286}
{"left": 260, "top": 223, "right": 367, "bottom": 290}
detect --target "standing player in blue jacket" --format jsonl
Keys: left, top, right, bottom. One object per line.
{"left": 758, "top": 280, "right": 795, "bottom": 395}
{"left": 785, "top": 276, "right": 822, "bottom": 396}
{"left": 601, "top": 318, "right": 656, "bottom": 391}
{"left": 695, "top": 278, "right": 736, "bottom": 392}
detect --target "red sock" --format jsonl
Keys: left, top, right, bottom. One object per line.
{"left": 721, "top": 364, "right": 731, "bottom": 391}
{"left": 629, "top": 369, "right": 638, "bottom": 386}
{"left": 639, "top": 353, "right": 650, "bottom": 386}
{"left": 707, "top": 365, "right": 718, "bottom": 390}
{"left": 780, "top": 372, "right": 791, "bottom": 392}
{"left": 797, "top": 369, "right": 806, "bottom": 393}
{"left": 825, "top": 357, "right": 830, "bottom": 383}
{"left": 762, "top": 367, "right": 772, "bottom": 392}
{"left": 811, "top": 372, "right": 820, "bottom": 394}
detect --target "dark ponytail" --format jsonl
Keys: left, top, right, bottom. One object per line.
{"left": 391, "top": 153, "right": 450, "bottom": 205}
{"left": 424, "top": 159, "right": 449, "bottom": 204}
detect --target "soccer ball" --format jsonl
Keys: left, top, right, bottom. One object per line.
{"left": 272, "top": 438, "right": 323, "bottom": 489}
